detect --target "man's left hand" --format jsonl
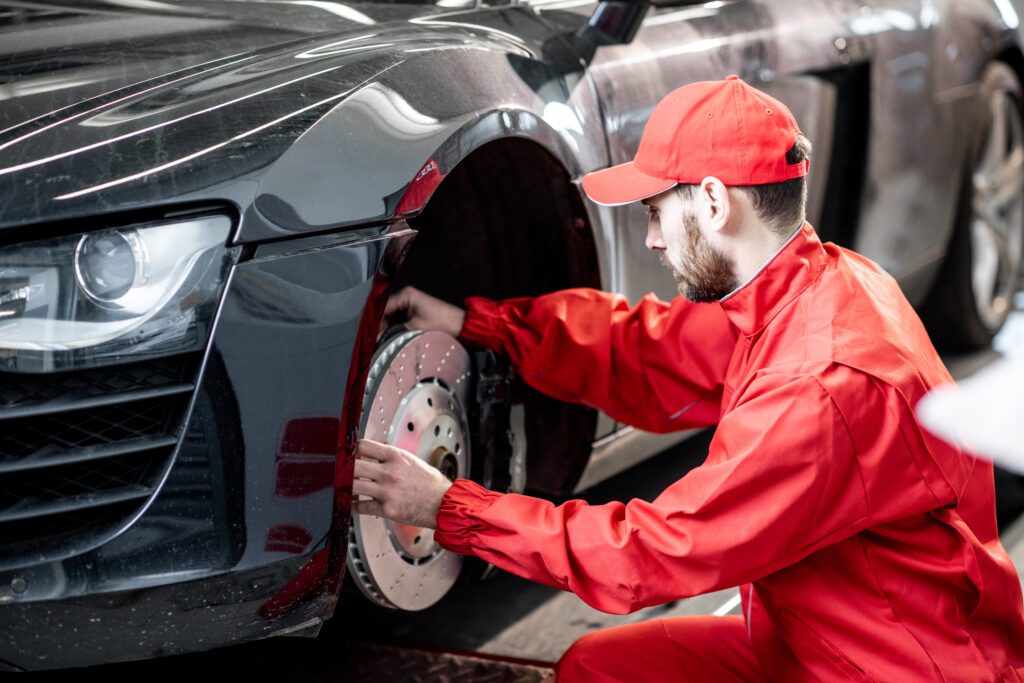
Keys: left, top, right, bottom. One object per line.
{"left": 352, "top": 439, "right": 453, "bottom": 528}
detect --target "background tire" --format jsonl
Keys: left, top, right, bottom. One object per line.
{"left": 923, "top": 61, "right": 1024, "bottom": 351}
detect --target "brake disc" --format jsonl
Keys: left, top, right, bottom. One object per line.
{"left": 346, "top": 329, "right": 473, "bottom": 610}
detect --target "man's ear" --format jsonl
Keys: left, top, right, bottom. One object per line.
{"left": 700, "top": 176, "right": 731, "bottom": 233}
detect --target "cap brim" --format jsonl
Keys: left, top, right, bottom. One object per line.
{"left": 581, "top": 161, "right": 676, "bottom": 207}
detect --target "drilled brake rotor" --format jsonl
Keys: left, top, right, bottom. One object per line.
{"left": 347, "top": 329, "right": 473, "bottom": 610}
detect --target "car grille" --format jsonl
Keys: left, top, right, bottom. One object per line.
{"left": 0, "top": 353, "right": 202, "bottom": 571}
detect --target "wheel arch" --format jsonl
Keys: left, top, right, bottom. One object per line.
{"left": 394, "top": 134, "right": 603, "bottom": 495}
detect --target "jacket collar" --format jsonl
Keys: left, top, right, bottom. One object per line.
{"left": 717, "top": 222, "right": 828, "bottom": 336}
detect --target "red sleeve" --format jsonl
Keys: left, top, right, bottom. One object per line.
{"left": 433, "top": 373, "right": 874, "bottom": 614}
{"left": 457, "top": 288, "right": 738, "bottom": 432}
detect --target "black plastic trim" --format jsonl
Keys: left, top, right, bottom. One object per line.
{"left": 0, "top": 383, "right": 195, "bottom": 421}
{"left": 0, "top": 435, "right": 179, "bottom": 474}
{"left": 0, "top": 484, "right": 153, "bottom": 523}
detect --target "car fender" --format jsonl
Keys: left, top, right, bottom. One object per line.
{"left": 242, "top": 36, "right": 609, "bottom": 243}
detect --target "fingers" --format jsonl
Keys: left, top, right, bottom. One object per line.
{"left": 352, "top": 445, "right": 386, "bottom": 516}
{"left": 353, "top": 443, "right": 394, "bottom": 504}
{"left": 357, "top": 438, "right": 396, "bottom": 462}
{"left": 379, "top": 286, "right": 466, "bottom": 338}
{"left": 354, "top": 457, "right": 384, "bottom": 481}
{"left": 383, "top": 287, "right": 415, "bottom": 321}
{"left": 379, "top": 287, "right": 415, "bottom": 340}
{"left": 352, "top": 477, "right": 384, "bottom": 500}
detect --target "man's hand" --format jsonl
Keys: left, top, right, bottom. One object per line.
{"left": 352, "top": 439, "right": 454, "bottom": 528}
{"left": 382, "top": 286, "right": 466, "bottom": 338}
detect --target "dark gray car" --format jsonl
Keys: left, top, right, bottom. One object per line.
{"left": 0, "top": 0, "right": 1021, "bottom": 671}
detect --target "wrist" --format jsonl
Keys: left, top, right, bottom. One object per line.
{"left": 428, "top": 477, "right": 454, "bottom": 528}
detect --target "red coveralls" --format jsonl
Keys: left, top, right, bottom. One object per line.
{"left": 432, "top": 223, "right": 1024, "bottom": 681}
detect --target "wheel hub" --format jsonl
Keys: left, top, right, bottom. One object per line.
{"left": 347, "top": 329, "right": 472, "bottom": 610}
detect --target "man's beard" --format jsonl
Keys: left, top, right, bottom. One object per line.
{"left": 660, "top": 212, "right": 739, "bottom": 303}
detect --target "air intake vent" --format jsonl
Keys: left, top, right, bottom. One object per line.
{"left": 0, "top": 353, "right": 201, "bottom": 570}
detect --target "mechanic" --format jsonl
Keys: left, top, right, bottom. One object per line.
{"left": 351, "top": 76, "right": 1024, "bottom": 681}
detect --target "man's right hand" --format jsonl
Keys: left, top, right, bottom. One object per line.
{"left": 382, "top": 286, "right": 466, "bottom": 338}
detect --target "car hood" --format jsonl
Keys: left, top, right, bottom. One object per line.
{"left": 0, "top": 0, "right": 517, "bottom": 231}
{"left": 0, "top": 1, "right": 450, "bottom": 125}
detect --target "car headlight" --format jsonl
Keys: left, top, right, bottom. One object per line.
{"left": 0, "top": 214, "right": 237, "bottom": 372}
{"left": 74, "top": 229, "right": 148, "bottom": 304}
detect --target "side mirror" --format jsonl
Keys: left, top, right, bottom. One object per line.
{"left": 576, "top": 0, "right": 707, "bottom": 58}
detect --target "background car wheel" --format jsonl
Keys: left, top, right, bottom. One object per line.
{"left": 923, "top": 61, "right": 1024, "bottom": 350}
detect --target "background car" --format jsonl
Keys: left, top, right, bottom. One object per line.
{"left": 0, "top": 0, "right": 1022, "bottom": 671}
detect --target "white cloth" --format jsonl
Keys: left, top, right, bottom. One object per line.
{"left": 916, "top": 354, "right": 1024, "bottom": 475}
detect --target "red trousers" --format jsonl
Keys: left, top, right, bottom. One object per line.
{"left": 556, "top": 616, "right": 769, "bottom": 682}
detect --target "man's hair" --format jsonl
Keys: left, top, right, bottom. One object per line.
{"left": 676, "top": 135, "right": 812, "bottom": 235}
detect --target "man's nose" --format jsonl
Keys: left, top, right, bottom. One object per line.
{"left": 646, "top": 220, "right": 665, "bottom": 251}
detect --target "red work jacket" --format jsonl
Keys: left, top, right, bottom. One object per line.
{"left": 432, "top": 223, "right": 1024, "bottom": 681}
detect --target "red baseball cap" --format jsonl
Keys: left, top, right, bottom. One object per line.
{"left": 582, "top": 75, "right": 809, "bottom": 206}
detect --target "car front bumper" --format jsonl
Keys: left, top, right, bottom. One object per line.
{"left": 0, "top": 224, "right": 403, "bottom": 671}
